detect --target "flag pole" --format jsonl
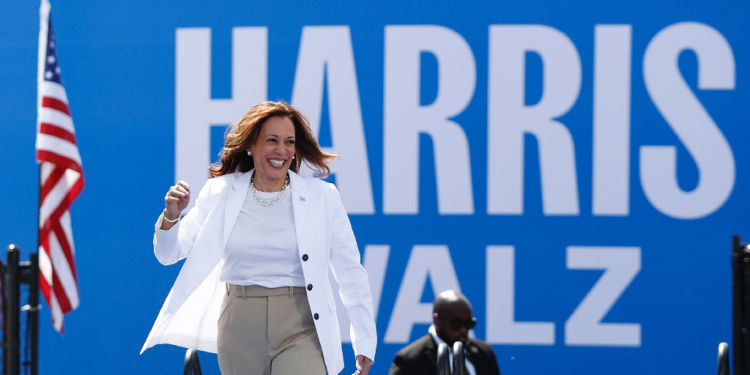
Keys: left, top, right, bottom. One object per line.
{"left": 30, "top": 166, "right": 41, "bottom": 375}
{"left": 31, "top": 0, "right": 50, "bottom": 373}
{"left": 36, "top": 0, "right": 84, "bottom": 336}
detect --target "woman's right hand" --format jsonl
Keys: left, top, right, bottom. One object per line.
{"left": 162, "top": 181, "right": 190, "bottom": 228}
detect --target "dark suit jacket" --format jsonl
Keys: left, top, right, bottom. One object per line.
{"left": 388, "top": 334, "right": 501, "bottom": 375}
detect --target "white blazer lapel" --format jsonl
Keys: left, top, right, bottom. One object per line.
{"left": 223, "top": 170, "right": 252, "bottom": 248}
{"left": 289, "top": 171, "right": 309, "bottom": 241}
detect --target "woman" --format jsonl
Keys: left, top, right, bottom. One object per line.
{"left": 141, "top": 101, "right": 376, "bottom": 375}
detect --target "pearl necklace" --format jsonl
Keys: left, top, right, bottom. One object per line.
{"left": 251, "top": 174, "right": 290, "bottom": 207}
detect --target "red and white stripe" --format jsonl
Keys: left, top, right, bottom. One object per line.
{"left": 36, "top": 0, "right": 83, "bottom": 333}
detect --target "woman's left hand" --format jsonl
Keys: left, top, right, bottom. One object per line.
{"left": 354, "top": 355, "right": 372, "bottom": 375}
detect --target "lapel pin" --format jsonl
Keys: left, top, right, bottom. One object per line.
{"left": 299, "top": 196, "right": 306, "bottom": 201}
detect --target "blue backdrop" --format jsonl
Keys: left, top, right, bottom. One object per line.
{"left": 1, "top": 0, "right": 748, "bottom": 374}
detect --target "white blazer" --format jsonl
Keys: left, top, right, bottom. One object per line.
{"left": 141, "top": 170, "right": 377, "bottom": 375}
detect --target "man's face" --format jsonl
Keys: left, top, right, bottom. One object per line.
{"left": 434, "top": 304, "right": 473, "bottom": 347}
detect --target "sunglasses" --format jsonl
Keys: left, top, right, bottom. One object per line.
{"left": 437, "top": 315, "right": 477, "bottom": 330}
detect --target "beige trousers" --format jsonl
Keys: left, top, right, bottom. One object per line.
{"left": 217, "top": 284, "right": 326, "bottom": 375}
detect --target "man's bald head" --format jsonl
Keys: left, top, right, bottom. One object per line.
{"left": 432, "top": 290, "right": 473, "bottom": 346}
{"left": 433, "top": 290, "right": 472, "bottom": 315}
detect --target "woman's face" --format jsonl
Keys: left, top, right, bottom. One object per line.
{"left": 248, "top": 116, "right": 296, "bottom": 183}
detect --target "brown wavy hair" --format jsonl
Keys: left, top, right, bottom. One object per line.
{"left": 209, "top": 101, "right": 337, "bottom": 178}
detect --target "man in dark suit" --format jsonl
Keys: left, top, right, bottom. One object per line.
{"left": 388, "top": 290, "right": 501, "bottom": 375}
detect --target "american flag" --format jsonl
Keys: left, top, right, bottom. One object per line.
{"left": 35, "top": 0, "right": 83, "bottom": 333}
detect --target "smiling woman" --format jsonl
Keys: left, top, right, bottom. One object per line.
{"left": 209, "top": 101, "right": 336, "bottom": 180}
{"left": 144, "top": 101, "right": 378, "bottom": 375}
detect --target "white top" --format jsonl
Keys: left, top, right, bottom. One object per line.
{"left": 429, "top": 325, "right": 476, "bottom": 375}
{"left": 146, "top": 171, "right": 377, "bottom": 374}
{"left": 220, "top": 185, "right": 305, "bottom": 287}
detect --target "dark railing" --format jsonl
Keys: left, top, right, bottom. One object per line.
{"left": 3, "top": 245, "right": 39, "bottom": 375}
{"left": 184, "top": 349, "right": 203, "bottom": 375}
{"left": 733, "top": 235, "right": 750, "bottom": 375}
{"left": 5, "top": 246, "right": 20, "bottom": 375}
{"left": 18, "top": 252, "right": 40, "bottom": 375}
